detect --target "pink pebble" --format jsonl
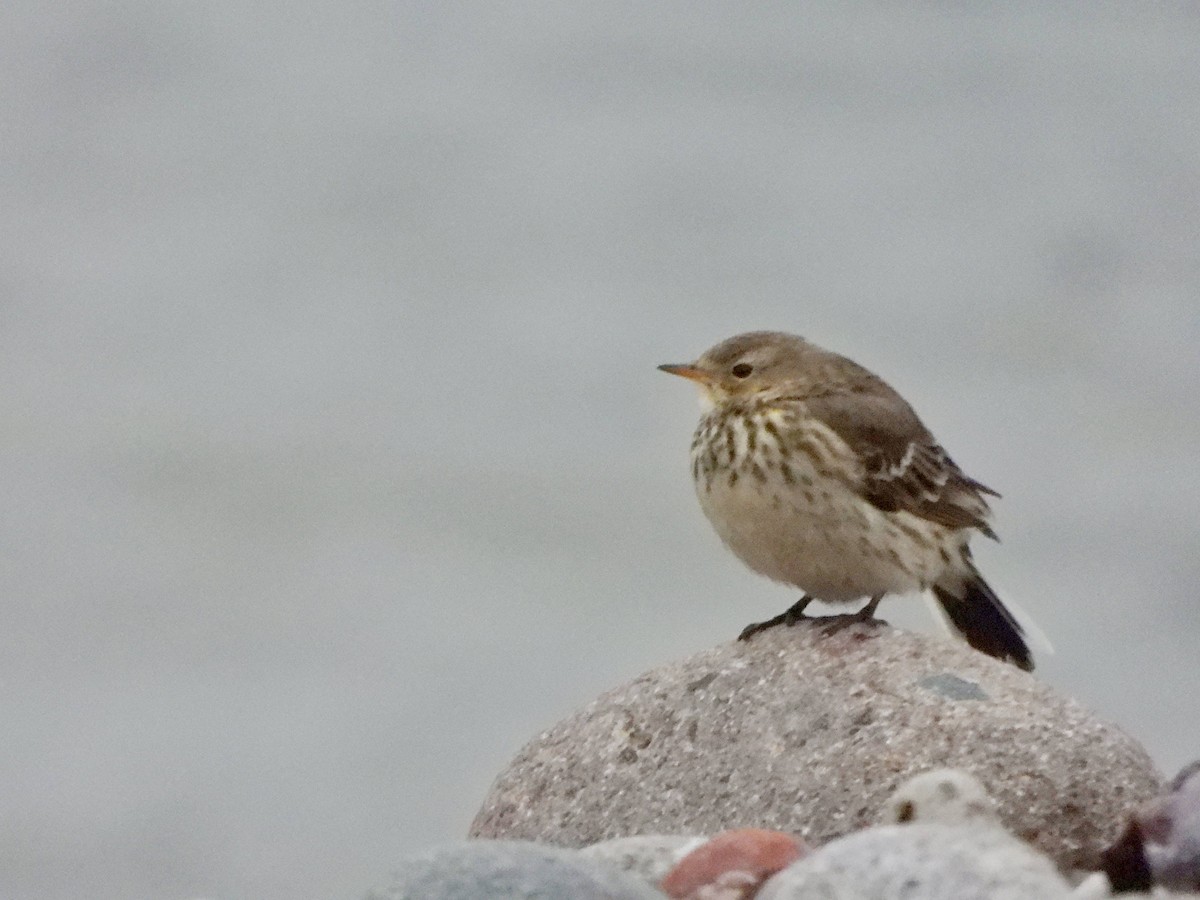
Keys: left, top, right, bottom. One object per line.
{"left": 661, "top": 828, "right": 805, "bottom": 899}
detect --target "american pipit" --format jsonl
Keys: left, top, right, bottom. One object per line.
{"left": 659, "top": 330, "right": 1034, "bottom": 671}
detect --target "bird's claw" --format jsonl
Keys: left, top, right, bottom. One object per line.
{"left": 737, "top": 609, "right": 810, "bottom": 642}
{"left": 820, "top": 612, "right": 888, "bottom": 636}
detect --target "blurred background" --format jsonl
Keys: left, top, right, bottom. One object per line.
{"left": 3, "top": 2, "right": 1199, "bottom": 898}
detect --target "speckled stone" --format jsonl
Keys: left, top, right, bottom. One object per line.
{"left": 366, "top": 840, "right": 662, "bottom": 899}
{"left": 881, "top": 768, "right": 999, "bottom": 826}
{"left": 470, "top": 623, "right": 1161, "bottom": 871}
{"left": 756, "top": 822, "right": 1073, "bottom": 900}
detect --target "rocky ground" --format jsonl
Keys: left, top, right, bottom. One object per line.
{"left": 371, "top": 623, "right": 1196, "bottom": 898}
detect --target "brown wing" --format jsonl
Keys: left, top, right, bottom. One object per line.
{"left": 802, "top": 386, "right": 999, "bottom": 538}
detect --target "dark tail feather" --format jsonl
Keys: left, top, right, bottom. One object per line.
{"left": 932, "top": 570, "right": 1034, "bottom": 671}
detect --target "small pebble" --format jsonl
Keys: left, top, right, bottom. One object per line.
{"left": 881, "top": 768, "right": 1000, "bottom": 826}
{"left": 660, "top": 829, "right": 806, "bottom": 899}
{"left": 581, "top": 834, "right": 706, "bottom": 886}
{"left": 757, "top": 822, "right": 1073, "bottom": 900}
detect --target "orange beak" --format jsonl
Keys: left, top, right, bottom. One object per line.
{"left": 657, "top": 363, "right": 711, "bottom": 384}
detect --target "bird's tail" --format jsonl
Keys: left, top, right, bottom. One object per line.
{"left": 930, "top": 566, "right": 1034, "bottom": 671}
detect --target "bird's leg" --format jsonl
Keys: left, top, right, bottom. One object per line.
{"left": 855, "top": 594, "right": 884, "bottom": 620}
{"left": 737, "top": 595, "right": 813, "bottom": 642}
{"left": 821, "top": 594, "right": 888, "bottom": 635}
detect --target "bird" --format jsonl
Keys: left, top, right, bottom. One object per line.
{"left": 658, "top": 330, "right": 1034, "bottom": 671}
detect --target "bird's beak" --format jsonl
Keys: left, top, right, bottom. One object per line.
{"left": 657, "top": 363, "right": 711, "bottom": 384}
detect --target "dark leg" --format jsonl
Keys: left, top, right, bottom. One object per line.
{"left": 821, "top": 594, "right": 887, "bottom": 635}
{"left": 856, "top": 594, "right": 884, "bottom": 620}
{"left": 738, "top": 595, "right": 813, "bottom": 642}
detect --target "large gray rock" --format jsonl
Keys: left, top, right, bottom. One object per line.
{"left": 470, "top": 622, "right": 1160, "bottom": 871}
{"left": 366, "top": 840, "right": 662, "bottom": 899}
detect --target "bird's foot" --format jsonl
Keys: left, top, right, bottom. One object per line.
{"left": 738, "top": 610, "right": 807, "bottom": 641}
{"left": 819, "top": 597, "right": 888, "bottom": 636}
{"left": 737, "top": 595, "right": 813, "bottom": 642}
{"left": 818, "top": 611, "right": 889, "bottom": 636}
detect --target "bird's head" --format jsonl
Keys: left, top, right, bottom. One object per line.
{"left": 658, "top": 331, "right": 811, "bottom": 408}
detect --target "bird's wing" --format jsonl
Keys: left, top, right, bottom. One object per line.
{"left": 800, "top": 386, "right": 999, "bottom": 536}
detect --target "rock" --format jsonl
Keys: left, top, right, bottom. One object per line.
{"left": 366, "top": 840, "right": 663, "bottom": 899}
{"left": 756, "top": 821, "right": 1073, "bottom": 899}
{"left": 881, "top": 768, "right": 1000, "bottom": 826}
{"left": 1101, "top": 760, "right": 1200, "bottom": 894}
{"left": 1144, "top": 763, "right": 1200, "bottom": 892}
{"left": 1070, "top": 871, "right": 1113, "bottom": 898}
{"left": 747, "top": 765, "right": 1070, "bottom": 898}
{"left": 580, "top": 834, "right": 706, "bottom": 886}
{"left": 470, "top": 623, "right": 1160, "bottom": 871}
{"left": 660, "top": 828, "right": 806, "bottom": 899}
{"left": 1099, "top": 818, "right": 1152, "bottom": 893}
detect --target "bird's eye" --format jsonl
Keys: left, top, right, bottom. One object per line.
{"left": 731, "top": 363, "right": 753, "bottom": 378}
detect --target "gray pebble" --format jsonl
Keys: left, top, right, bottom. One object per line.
{"left": 580, "top": 834, "right": 706, "bottom": 887}
{"left": 882, "top": 768, "right": 1000, "bottom": 826}
{"left": 757, "top": 822, "right": 1073, "bottom": 900}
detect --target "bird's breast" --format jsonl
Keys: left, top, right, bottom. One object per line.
{"left": 688, "top": 408, "right": 947, "bottom": 601}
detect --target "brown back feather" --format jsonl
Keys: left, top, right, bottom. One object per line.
{"left": 799, "top": 378, "right": 999, "bottom": 537}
